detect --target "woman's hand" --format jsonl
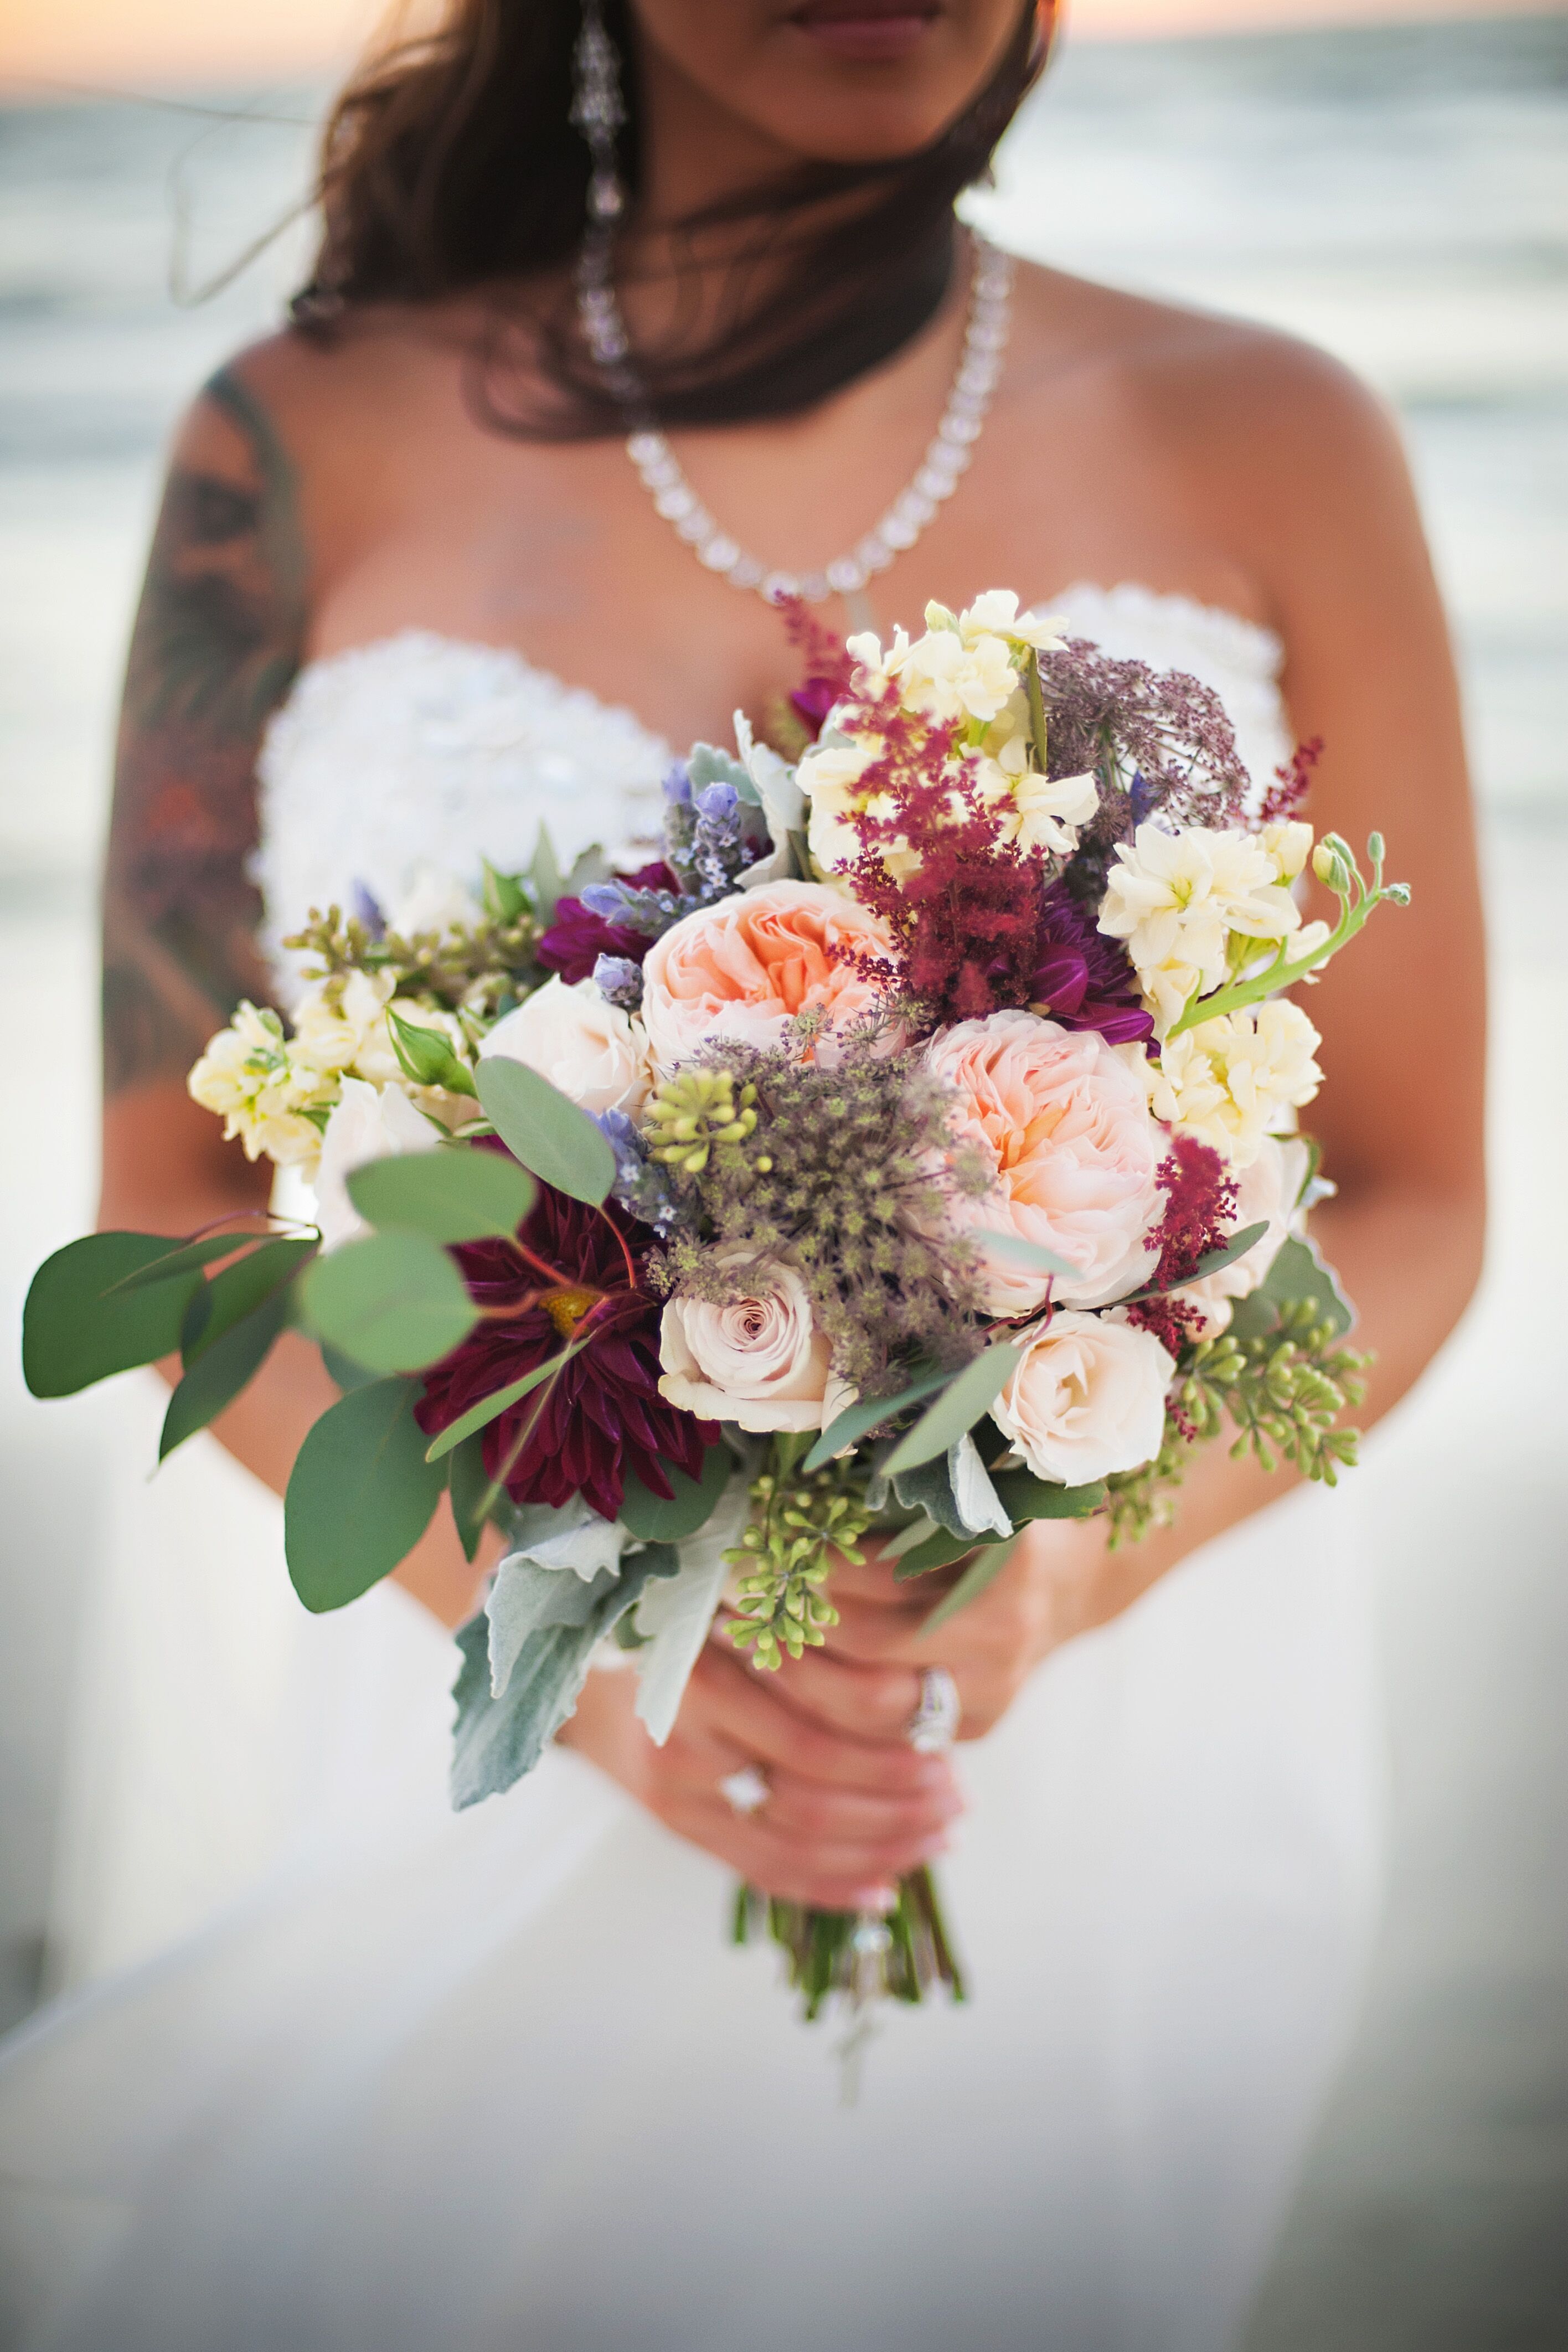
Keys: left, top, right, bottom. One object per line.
{"left": 777, "top": 1517, "right": 1108, "bottom": 1746}
{"left": 558, "top": 1637, "right": 964, "bottom": 1911}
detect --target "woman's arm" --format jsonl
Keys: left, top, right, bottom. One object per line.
{"left": 97, "top": 359, "right": 484, "bottom": 1629}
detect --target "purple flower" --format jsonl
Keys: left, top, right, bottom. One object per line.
{"left": 537, "top": 860, "right": 678, "bottom": 984}
{"left": 1028, "top": 880, "right": 1153, "bottom": 1045}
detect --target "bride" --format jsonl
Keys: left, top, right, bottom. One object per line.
{"left": 0, "top": 3, "right": 1484, "bottom": 2346}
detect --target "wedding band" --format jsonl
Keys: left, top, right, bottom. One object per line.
{"left": 906, "top": 1667, "right": 961, "bottom": 1755}
{"left": 719, "top": 1765, "right": 771, "bottom": 1817}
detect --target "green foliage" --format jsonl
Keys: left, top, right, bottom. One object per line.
{"left": 159, "top": 1286, "right": 292, "bottom": 1461}
{"left": 386, "top": 1011, "right": 477, "bottom": 1098}
{"left": 1167, "top": 829, "right": 1410, "bottom": 1037}
{"left": 1106, "top": 1291, "right": 1370, "bottom": 1547}
{"left": 302, "top": 1230, "right": 477, "bottom": 1374}
{"left": 990, "top": 1468, "right": 1107, "bottom": 1523}
{"left": 881, "top": 1347, "right": 1022, "bottom": 1476}
{"left": 283, "top": 896, "right": 542, "bottom": 1025}
{"left": 735, "top": 1862, "right": 965, "bottom": 2023}
{"left": 447, "top": 1433, "right": 492, "bottom": 1564}
{"left": 448, "top": 1544, "right": 677, "bottom": 1807}
{"left": 617, "top": 1440, "right": 732, "bottom": 1543}
{"left": 347, "top": 1148, "right": 536, "bottom": 1244}
{"left": 1230, "top": 1234, "right": 1354, "bottom": 1343}
{"left": 474, "top": 1058, "right": 616, "bottom": 1205}
{"left": 23, "top": 1232, "right": 204, "bottom": 1397}
{"left": 182, "top": 1236, "right": 317, "bottom": 1365}
{"left": 726, "top": 1444, "right": 874, "bottom": 1668}
{"left": 107, "top": 1229, "right": 278, "bottom": 1294}
{"left": 802, "top": 1363, "right": 952, "bottom": 1473}
{"left": 920, "top": 1539, "right": 1020, "bottom": 1633}
{"left": 285, "top": 1376, "right": 447, "bottom": 1611}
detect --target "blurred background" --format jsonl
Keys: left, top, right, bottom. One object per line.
{"left": 1, "top": 1, "right": 1564, "bottom": 2344}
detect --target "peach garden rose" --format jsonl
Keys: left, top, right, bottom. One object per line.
{"left": 638, "top": 880, "right": 897, "bottom": 1074}
{"left": 925, "top": 1009, "right": 1165, "bottom": 1314}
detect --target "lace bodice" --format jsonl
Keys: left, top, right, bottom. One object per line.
{"left": 253, "top": 584, "right": 1290, "bottom": 1005}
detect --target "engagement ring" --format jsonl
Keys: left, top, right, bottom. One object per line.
{"left": 906, "top": 1668, "right": 961, "bottom": 1755}
{"left": 719, "top": 1765, "right": 771, "bottom": 1817}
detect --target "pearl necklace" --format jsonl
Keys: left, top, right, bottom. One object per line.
{"left": 575, "top": 235, "right": 1013, "bottom": 607}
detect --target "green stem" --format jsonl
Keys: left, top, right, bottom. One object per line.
{"left": 1166, "top": 835, "right": 1405, "bottom": 1038}
{"left": 1025, "top": 647, "right": 1049, "bottom": 774}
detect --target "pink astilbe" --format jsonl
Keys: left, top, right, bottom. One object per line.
{"left": 837, "top": 677, "right": 1046, "bottom": 1024}
{"left": 1257, "top": 736, "right": 1323, "bottom": 827}
{"left": 782, "top": 598, "right": 859, "bottom": 741}
{"left": 1146, "top": 1133, "right": 1239, "bottom": 1293}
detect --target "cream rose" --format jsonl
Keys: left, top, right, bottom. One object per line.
{"left": 993, "top": 1311, "right": 1174, "bottom": 1486}
{"left": 925, "top": 1010, "right": 1164, "bottom": 1313}
{"left": 657, "top": 1251, "right": 852, "bottom": 1433}
{"left": 639, "top": 880, "right": 897, "bottom": 1073}
{"left": 311, "top": 1076, "right": 440, "bottom": 1251}
{"left": 1173, "top": 1132, "right": 1311, "bottom": 1336}
{"left": 479, "top": 975, "right": 652, "bottom": 1116}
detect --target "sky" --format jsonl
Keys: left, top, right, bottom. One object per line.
{"left": 0, "top": 0, "right": 1560, "bottom": 97}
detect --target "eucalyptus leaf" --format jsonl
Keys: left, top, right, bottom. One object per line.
{"left": 322, "top": 1344, "right": 380, "bottom": 1393}
{"left": 1228, "top": 1233, "right": 1354, "bottom": 1343}
{"left": 802, "top": 1363, "right": 951, "bottom": 1473}
{"left": 450, "top": 1545, "right": 677, "bottom": 1808}
{"left": 893, "top": 1526, "right": 1003, "bottom": 1580}
{"left": 1182, "top": 1219, "right": 1270, "bottom": 1289}
{"left": 421, "top": 1335, "right": 592, "bottom": 1462}
{"left": 447, "top": 1432, "right": 492, "bottom": 1564}
{"left": 973, "top": 1231, "right": 1076, "bottom": 1277}
{"left": 921, "top": 1538, "right": 1022, "bottom": 1633}
{"left": 301, "top": 1231, "right": 477, "bottom": 1374}
{"left": 285, "top": 1376, "right": 447, "bottom": 1612}
{"left": 23, "top": 1232, "right": 204, "bottom": 1397}
{"left": 159, "top": 1287, "right": 292, "bottom": 1461}
{"left": 474, "top": 1057, "right": 616, "bottom": 1206}
{"left": 106, "top": 1228, "right": 282, "bottom": 1294}
{"left": 183, "top": 1236, "right": 318, "bottom": 1367}
{"left": 617, "top": 1441, "right": 732, "bottom": 1544}
{"left": 881, "top": 1345, "right": 1022, "bottom": 1476}
{"left": 990, "top": 1469, "right": 1107, "bottom": 1523}
{"left": 347, "top": 1149, "right": 537, "bottom": 1244}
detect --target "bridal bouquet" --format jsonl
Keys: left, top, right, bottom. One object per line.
{"left": 24, "top": 591, "right": 1405, "bottom": 2020}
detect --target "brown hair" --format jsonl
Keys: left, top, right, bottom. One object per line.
{"left": 295, "top": 1, "right": 1055, "bottom": 435}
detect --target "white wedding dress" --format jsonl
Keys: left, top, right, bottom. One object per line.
{"left": 0, "top": 586, "right": 1383, "bottom": 2352}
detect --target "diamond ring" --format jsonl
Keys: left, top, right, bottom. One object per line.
{"left": 719, "top": 1765, "right": 771, "bottom": 1817}
{"left": 906, "top": 1667, "right": 961, "bottom": 1755}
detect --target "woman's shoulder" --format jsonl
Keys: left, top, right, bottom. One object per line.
{"left": 1007, "top": 256, "right": 1402, "bottom": 492}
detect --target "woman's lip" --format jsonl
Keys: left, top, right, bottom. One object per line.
{"left": 787, "top": 7, "right": 941, "bottom": 65}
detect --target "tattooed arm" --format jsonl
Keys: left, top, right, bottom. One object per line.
{"left": 99, "top": 357, "right": 486, "bottom": 1626}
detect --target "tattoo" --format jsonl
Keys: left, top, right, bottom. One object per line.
{"left": 102, "top": 365, "right": 307, "bottom": 1096}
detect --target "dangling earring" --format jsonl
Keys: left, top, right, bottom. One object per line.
{"left": 570, "top": 0, "right": 626, "bottom": 228}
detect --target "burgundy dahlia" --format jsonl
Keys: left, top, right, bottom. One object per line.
{"left": 536, "top": 861, "right": 678, "bottom": 985}
{"left": 414, "top": 1178, "right": 715, "bottom": 1524}
{"left": 1028, "top": 880, "right": 1154, "bottom": 1045}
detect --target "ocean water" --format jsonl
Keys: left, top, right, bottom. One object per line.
{"left": 1, "top": 14, "right": 1564, "bottom": 2344}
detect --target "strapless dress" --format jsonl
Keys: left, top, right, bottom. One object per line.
{"left": 0, "top": 585, "right": 1383, "bottom": 2352}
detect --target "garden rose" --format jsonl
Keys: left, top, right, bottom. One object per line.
{"left": 657, "top": 1250, "right": 852, "bottom": 1433}
{"left": 993, "top": 1311, "right": 1174, "bottom": 1486}
{"left": 479, "top": 974, "right": 652, "bottom": 1116}
{"left": 639, "top": 880, "right": 896, "bottom": 1072}
{"left": 1174, "top": 1132, "right": 1311, "bottom": 1335}
{"left": 925, "top": 1010, "right": 1164, "bottom": 1313}
{"left": 312, "top": 1076, "right": 440, "bottom": 1251}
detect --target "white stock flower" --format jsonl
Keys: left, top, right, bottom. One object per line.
{"left": 1146, "top": 1001, "right": 1323, "bottom": 1167}
{"left": 953, "top": 590, "right": 1065, "bottom": 654}
{"left": 1174, "top": 1133, "right": 1311, "bottom": 1336}
{"left": 657, "top": 1250, "right": 853, "bottom": 1433}
{"left": 311, "top": 1075, "right": 440, "bottom": 1250}
{"left": 187, "top": 1001, "right": 334, "bottom": 1170}
{"left": 479, "top": 974, "right": 652, "bottom": 1116}
{"left": 1098, "top": 823, "right": 1307, "bottom": 1034}
{"left": 993, "top": 1311, "right": 1174, "bottom": 1486}
{"left": 987, "top": 760, "right": 1099, "bottom": 858}
{"left": 289, "top": 969, "right": 398, "bottom": 1080}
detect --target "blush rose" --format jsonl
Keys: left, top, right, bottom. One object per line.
{"left": 657, "top": 1250, "right": 852, "bottom": 1433}
{"left": 925, "top": 1009, "right": 1164, "bottom": 1313}
{"left": 993, "top": 1311, "right": 1174, "bottom": 1486}
{"left": 479, "top": 974, "right": 652, "bottom": 1117}
{"left": 638, "top": 880, "right": 896, "bottom": 1073}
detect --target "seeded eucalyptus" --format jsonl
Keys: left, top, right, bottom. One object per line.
{"left": 725, "top": 1442, "right": 874, "bottom": 1668}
